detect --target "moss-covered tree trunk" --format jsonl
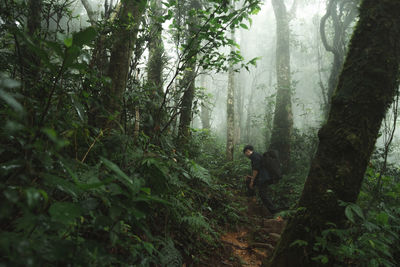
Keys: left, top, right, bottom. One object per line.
{"left": 266, "top": 0, "right": 400, "bottom": 265}
{"left": 146, "top": 0, "right": 164, "bottom": 135}
{"left": 226, "top": 28, "right": 235, "bottom": 161}
{"left": 177, "top": 62, "right": 196, "bottom": 144}
{"left": 269, "top": 0, "right": 293, "bottom": 171}
{"left": 177, "top": 0, "right": 201, "bottom": 147}
{"left": 147, "top": 0, "right": 164, "bottom": 93}
{"left": 103, "top": 0, "right": 146, "bottom": 125}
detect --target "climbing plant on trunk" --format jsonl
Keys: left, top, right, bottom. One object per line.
{"left": 177, "top": 0, "right": 202, "bottom": 148}
{"left": 146, "top": 0, "right": 165, "bottom": 135}
{"left": 266, "top": 0, "right": 400, "bottom": 265}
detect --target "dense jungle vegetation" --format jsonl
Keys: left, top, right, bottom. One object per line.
{"left": 0, "top": 0, "right": 400, "bottom": 266}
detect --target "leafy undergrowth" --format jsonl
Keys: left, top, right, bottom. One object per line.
{"left": 0, "top": 104, "right": 264, "bottom": 267}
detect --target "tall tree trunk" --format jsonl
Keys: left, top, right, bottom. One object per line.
{"left": 201, "top": 104, "right": 211, "bottom": 130}
{"left": 147, "top": 0, "right": 164, "bottom": 93}
{"left": 226, "top": 28, "right": 235, "bottom": 161}
{"left": 266, "top": 0, "right": 400, "bottom": 265}
{"left": 235, "top": 69, "right": 243, "bottom": 144}
{"left": 22, "top": 0, "right": 42, "bottom": 126}
{"left": 177, "top": 0, "right": 201, "bottom": 147}
{"left": 245, "top": 77, "right": 256, "bottom": 144}
{"left": 103, "top": 0, "right": 146, "bottom": 125}
{"left": 27, "top": 0, "right": 42, "bottom": 36}
{"left": 146, "top": 0, "right": 164, "bottom": 134}
{"left": 177, "top": 63, "right": 196, "bottom": 144}
{"left": 200, "top": 75, "right": 211, "bottom": 130}
{"left": 269, "top": 0, "right": 293, "bottom": 172}
{"left": 238, "top": 29, "right": 246, "bottom": 143}
{"left": 22, "top": 0, "right": 43, "bottom": 85}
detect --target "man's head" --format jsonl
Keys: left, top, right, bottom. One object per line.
{"left": 243, "top": 145, "right": 254, "bottom": 158}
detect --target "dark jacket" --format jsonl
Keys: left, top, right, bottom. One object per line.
{"left": 249, "top": 151, "right": 271, "bottom": 184}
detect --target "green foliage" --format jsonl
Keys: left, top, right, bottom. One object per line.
{"left": 0, "top": 77, "right": 239, "bottom": 265}
{"left": 312, "top": 164, "right": 400, "bottom": 266}
{"left": 165, "top": 0, "right": 262, "bottom": 73}
{"left": 0, "top": 3, "right": 247, "bottom": 264}
{"left": 266, "top": 127, "right": 318, "bottom": 210}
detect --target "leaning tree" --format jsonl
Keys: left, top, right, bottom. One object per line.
{"left": 266, "top": 0, "right": 400, "bottom": 265}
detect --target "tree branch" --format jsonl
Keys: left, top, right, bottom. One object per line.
{"left": 320, "top": 0, "right": 336, "bottom": 54}
{"left": 81, "top": 0, "right": 98, "bottom": 25}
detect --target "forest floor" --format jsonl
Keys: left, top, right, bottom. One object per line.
{"left": 207, "top": 195, "right": 286, "bottom": 266}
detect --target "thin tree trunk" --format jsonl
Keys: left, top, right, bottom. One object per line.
{"left": 103, "top": 0, "right": 146, "bottom": 125}
{"left": 146, "top": 0, "right": 164, "bottom": 134}
{"left": 134, "top": 106, "right": 140, "bottom": 140}
{"left": 226, "top": 28, "right": 235, "bottom": 161}
{"left": 200, "top": 75, "right": 211, "bottom": 130}
{"left": 201, "top": 104, "right": 211, "bottom": 130}
{"left": 22, "top": 0, "right": 42, "bottom": 126}
{"left": 269, "top": 0, "right": 293, "bottom": 172}
{"left": 23, "top": 0, "right": 43, "bottom": 86}
{"left": 266, "top": 0, "right": 400, "bottom": 265}
{"left": 245, "top": 76, "right": 256, "bottom": 143}
{"left": 235, "top": 69, "right": 243, "bottom": 145}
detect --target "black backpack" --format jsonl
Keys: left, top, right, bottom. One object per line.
{"left": 262, "top": 149, "right": 282, "bottom": 183}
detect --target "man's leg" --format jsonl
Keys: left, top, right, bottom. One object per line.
{"left": 258, "top": 182, "right": 276, "bottom": 213}
{"left": 246, "top": 176, "right": 255, "bottom": 196}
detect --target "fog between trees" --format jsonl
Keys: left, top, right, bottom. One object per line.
{"left": 69, "top": 0, "right": 400, "bottom": 160}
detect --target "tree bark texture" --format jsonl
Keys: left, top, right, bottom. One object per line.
{"left": 146, "top": 0, "right": 164, "bottom": 134}
{"left": 177, "top": 0, "right": 201, "bottom": 147}
{"left": 147, "top": 0, "right": 164, "bottom": 94}
{"left": 269, "top": 0, "right": 293, "bottom": 172}
{"left": 226, "top": 28, "right": 235, "bottom": 161}
{"left": 177, "top": 63, "right": 196, "bottom": 144}
{"left": 104, "top": 0, "right": 146, "bottom": 122}
{"left": 266, "top": 0, "right": 400, "bottom": 265}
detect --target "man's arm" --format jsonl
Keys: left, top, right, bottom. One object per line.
{"left": 249, "top": 170, "right": 258, "bottom": 189}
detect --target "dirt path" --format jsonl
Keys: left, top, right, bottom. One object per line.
{"left": 217, "top": 197, "right": 286, "bottom": 266}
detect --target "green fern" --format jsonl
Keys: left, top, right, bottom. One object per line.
{"left": 159, "top": 239, "right": 182, "bottom": 267}
{"left": 188, "top": 161, "right": 213, "bottom": 185}
{"left": 181, "top": 213, "right": 212, "bottom": 234}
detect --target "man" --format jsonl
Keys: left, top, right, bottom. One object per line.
{"left": 243, "top": 145, "right": 277, "bottom": 215}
